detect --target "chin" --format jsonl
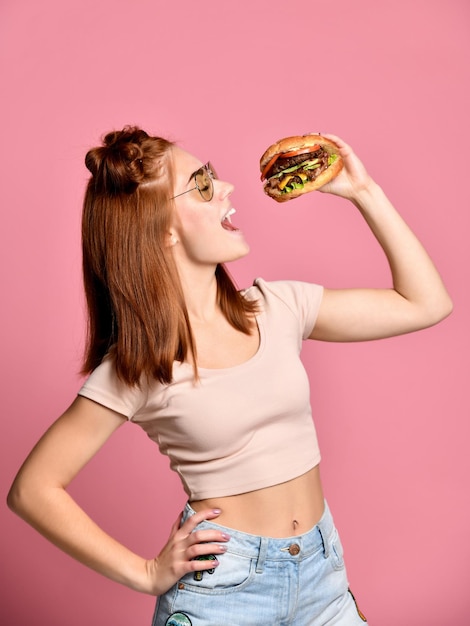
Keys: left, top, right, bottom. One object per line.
{"left": 229, "top": 241, "right": 250, "bottom": 262}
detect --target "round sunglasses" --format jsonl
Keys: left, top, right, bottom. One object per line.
{"left": 172, "top": 162, "right": 218, "bottom": 202}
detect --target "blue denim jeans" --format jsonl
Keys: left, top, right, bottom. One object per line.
{"left": 152, "top": 501, "right": 368, "bottom": 626}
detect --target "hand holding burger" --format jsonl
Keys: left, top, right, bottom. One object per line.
{"left": 260, "top": 134, "right": 344, "bottom": 202}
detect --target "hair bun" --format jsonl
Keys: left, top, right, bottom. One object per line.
{"left": 85, "top": 126, "right": 152, "bottom": 194}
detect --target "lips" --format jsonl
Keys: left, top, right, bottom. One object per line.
{"left": 221, "top": 208, "right": 239, "bottom": 231}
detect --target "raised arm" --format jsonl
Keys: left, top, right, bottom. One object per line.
{"left": 310, "top": 134, "right": 452, "bottom": 342}
{"left": 7, "top": 396, "right": 229, "bottom": 595}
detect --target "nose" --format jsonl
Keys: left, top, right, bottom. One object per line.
{"left": 215, "top": 178, "right": 234, "bottom": 199}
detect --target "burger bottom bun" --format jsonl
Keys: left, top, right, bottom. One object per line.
{"left": 264, "top": 156, "right": 343, "bottom": 202}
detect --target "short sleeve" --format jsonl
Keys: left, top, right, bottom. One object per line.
{"left": 78, "top": 356, "right": 147, "bottom": 419}
{"left": 251, "top": 278, "right": 324, "bottom": 340}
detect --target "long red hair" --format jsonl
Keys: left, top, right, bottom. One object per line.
{"left": 81, "top": 126, "right": 256, "bottom": 386}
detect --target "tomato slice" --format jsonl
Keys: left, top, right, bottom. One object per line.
{"left": 281, "top": 145, "right": 320, "bottom": 158}
{"left": 260, "top": 144, "right": 321, "bottom": 181}
{"left": 260, "top": 154, "right": 280, "bottom": 181}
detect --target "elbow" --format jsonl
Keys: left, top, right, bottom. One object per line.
{"left": 421, "top": 292, "right": 453, "bottom": 329}
{"left": 441, "top": 295, "right": 454, "bottom": 321}
{"left": 7, "top": 479, "right": 28, "bottom": 518}
{"left": 434, "top": 292, "right": 454, "bottom": 324}
{"left": 7, "top": 474, "right": 40, "bottom": 521}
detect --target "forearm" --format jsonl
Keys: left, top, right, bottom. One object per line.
{"left": 351, "top": 181, "right": 452, "bottom": 322}
{"left": 8, "top": 482, "right": 153, "bottom": 594}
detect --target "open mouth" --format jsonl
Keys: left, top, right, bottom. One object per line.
{"left": 221, "top": 208, "right": 239, "bottom": 232}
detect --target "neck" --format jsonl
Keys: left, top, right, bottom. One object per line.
{"left": 177, "top": 264, "right": 220, "bottom": 322}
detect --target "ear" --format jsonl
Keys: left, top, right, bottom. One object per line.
{"left": 166, "top": 231, "right": 179, "bottom": 247}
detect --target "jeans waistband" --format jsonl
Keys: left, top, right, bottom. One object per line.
{"left": 182, "top": 500, "right": 335, "bottom": 569}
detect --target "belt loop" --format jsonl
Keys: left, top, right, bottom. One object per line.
{"left": 317, "top": 522, "right": 330, "bottom": 559}
{"left": 256, "top": 537, "right": 268, "bottom": 573}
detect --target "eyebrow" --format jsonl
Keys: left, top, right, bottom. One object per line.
{"left": 186, "top": 165, "right": 203, "bottom": 185}
{"left": 186, "top": 171, "right": 197, "bottom": 185}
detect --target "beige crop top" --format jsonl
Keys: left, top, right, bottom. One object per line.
{"left": 78, "top": 278, "right": 324, "bottom": 500}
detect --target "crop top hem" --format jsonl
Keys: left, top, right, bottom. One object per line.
{"left": 187, "top": 455, "right": 321, "bottom": 501}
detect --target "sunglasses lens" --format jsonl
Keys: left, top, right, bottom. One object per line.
{"left": 196, "top": 166, "right": 214, "bottom": 201}
{"left": 206, "top": 162, "right": 218, "bottom": 180}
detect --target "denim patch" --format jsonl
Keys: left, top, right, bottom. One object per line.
{"left": 349, "top": 589, "right": 367, "bottom": 622}
{"left": 165, "top": 613, "right": 192, "bottom": 626}
{"left": 193, "top": 554, "right": 217, "bottom": 581}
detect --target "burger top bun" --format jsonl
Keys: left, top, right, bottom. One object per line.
{"left": 260, "top": 134, "right": 343, "bottom": 203}
{"left": 259, "top": 134, "right": 330, "bottom": 169}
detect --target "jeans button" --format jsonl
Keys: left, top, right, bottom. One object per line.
{"left": 288, "top": 543, "right": 300, "bottom": 556}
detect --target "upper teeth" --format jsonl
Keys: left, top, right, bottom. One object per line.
{"left": 222, "top": 208, "right": 236, "bottom": 223}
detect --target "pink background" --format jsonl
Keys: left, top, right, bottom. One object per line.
{"left": 1, "top": 1, "right": 469, "bottom": 624}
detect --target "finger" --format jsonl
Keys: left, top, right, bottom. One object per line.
{"left": 179, "top": 508, "right": 222, "bottom": 535}
{"left": 187, "top": 555, "right": 221, "bottom": 576}
{"left": 303, "top": 132, "right": 349, "bottom": 153}
{"left": 186, "top": 527, "right": 231, "bottom": 548}
{"left": 186, "top": 539, "right": 230, "bottom": 577}
{"left": 186, "top": 537, "right": 229, "bottom": 561}
{"left": 318, "top": 132, "right": 340, "bottom": 141}
{"left": 167, "top": 511, "right": 184, "bottom": 539}
{"left": 320, "top": 133, "right": 351, "bottom": 152}
{"left": 173, "top": 511, "right": 184, "bottom": 530}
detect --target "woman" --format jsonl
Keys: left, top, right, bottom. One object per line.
{"left": 8, "top": 127, "right": 452, "bottom": 625}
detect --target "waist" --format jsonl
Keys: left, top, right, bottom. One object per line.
{"left": 190, "top": 465, "right": 324, "bottom": 537}
{"left": 182, "top": 497, "right": 335, "bottom": 560}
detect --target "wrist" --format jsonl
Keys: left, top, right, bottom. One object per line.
{"left": 350, "top": 179, "right": 384, "bottom": 211}
{"left": 114, "top": 554, "right": 159, "bottom": 595}
{"left": 137, "top": 557, "right": 174, "bottom": 597}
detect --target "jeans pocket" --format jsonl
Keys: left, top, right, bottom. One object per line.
{"left": 178, "top": 550, "right": 255, "bottom": 595}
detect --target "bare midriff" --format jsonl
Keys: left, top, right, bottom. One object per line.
{"left": 190, "top": 465, "right": 324, "bottom": 538}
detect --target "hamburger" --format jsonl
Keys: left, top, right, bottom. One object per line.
{"left": 260, "top": 134, "right": 343, "bottom": 202}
